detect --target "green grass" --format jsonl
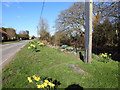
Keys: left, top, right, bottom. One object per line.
{"left": 2, "top": 40, "right": 21, "bottom": 44}
{"left": 2, "top": 41, "right": 119, "bottom": 88}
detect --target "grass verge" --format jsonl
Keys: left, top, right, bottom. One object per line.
{"left": 2, "top": 40, "right": 21, "bottom": 45}
{"left": 2, "top": 41, "right": 119, "bottom": 88}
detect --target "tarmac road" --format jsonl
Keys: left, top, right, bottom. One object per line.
{"left": 0, "top": 40, "right": 30, "bottom": 69}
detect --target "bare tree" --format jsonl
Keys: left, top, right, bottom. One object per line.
{"left": 55, "top": 2, "right": 85, "bottom": 33}
{"left": 55, "top": 2, "right": 118, "bottom": 32}
{"left": 37, "top": 18, "right": 50, "bottom": 41}
{"left": 93, "top": 2, "right": 118, "bottom": 26}
{"left": 6, "top": 28, "right": 16, "bottom": 40}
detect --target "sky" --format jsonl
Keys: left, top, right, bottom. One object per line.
{"left": 2, "top": 2, "right": 74, "bottom": 37}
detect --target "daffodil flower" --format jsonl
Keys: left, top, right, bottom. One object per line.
{"left": 27, "top": 77, "right": 33, "bottom": 83}
{"left": 43, "top": 82, "right": 48, "bottom": 87}
{"left": 32, "top": 75, "right": 36, "bottom": 78}
{"left": 34, "top": 77, "right": 40, "bottom": 81}
{"left": 101, "top": 53, "right": 104, "bottom": 56}
{"left": 31, "top": 44, "right": 33, "bottom": 46}
{"left": 37, "top": 85, "right": 42, "bottom": 88}
{"left": 39, "top": 43, "right": 44, "bottom": 46}
{"left": 44, "top": 80, "right": 49, "bottom": 83}
{"left": 104, "top": 55, "right": 107, "bottom": 57}
{"left": 41, "top": 84, "right": 45, "bottom": 88}
{"left": 27, "top": 77, "right": 31, "bottom": 80}
{"left": 48, "top": 82, "right": 55, "bottom": 87}
{"left": 33, "top": 45, "right": 36, "bottom": 48}
{"left": 109, "top": 54, "right": 111, "bottom": 56}
{"left": 51, "top": 83, "right": 55, "bottom": 87}
{"left": 28, "top": 79, "right": 33, "bottom": 83}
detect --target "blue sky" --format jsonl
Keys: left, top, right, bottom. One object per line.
{"left": 2, "top": 2, "right": 74, "bottom": 37}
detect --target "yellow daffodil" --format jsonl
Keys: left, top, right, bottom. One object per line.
{"left": 39, "top": 43, "right": 44, "bottom": 46}
{"left": 101, "top": 53, "right": 104, "bottom": 56}
{"left": 27, "top": 77, "right": 31, "bottom": 80}
{"left": 28, "top": 47, "right": 31, "bottom": 49}
{"left": 44, "top": 80, "right": 49, "bottom": 84}
{"left": 48, "top": 82, "right": 55, "bottom": 87}
{"left": 33, "top": 45, "right": 35, "bottom": 47}
{"left": 32, "top": 75, "right": 36, "bottom": 78}
{"left": 31, "top": 44, "right": 33, "bottom": 46}
{"left": 41, "top": 84, "right": 45, "bottom": 88}
{"left": 105, "top": 53, "right": 107, "bottom": 55}
{"left": 34, "top": 77, "right": 40, "bottom": 81}
{"left": 51, "top": 83, "right": 55, "bottom": 87}
{"left": 48, "top": 82, "right": 52, "bottom": 86}
{"left": 104, "top": 55, "right": 107, "bottom": 57}
{"left": 30, "top": 44, "right": 36, "bottom": 48}
{"left": 27, "top": 77, "right": 33, "bottom": 83}
{"left": 28, "top": 79, "right": 33, "bottom": 83}
{"left": 109, "top": 54, "right": 111, "bottom": 56}
{"left": 37, "top": 85, "right": 42, "bottom": 88}
{"left": 43, "top": 82, "right": 48, "bottom": 87}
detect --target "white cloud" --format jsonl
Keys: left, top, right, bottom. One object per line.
{"left": 4, "top": 4, "right": 10, "bottom": 7}
{"left": 4, "top": 2, "right": 22, "bottom": 9}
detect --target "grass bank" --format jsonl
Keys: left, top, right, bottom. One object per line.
{"left": 2, "top": 41, "right": 119, "bottom": 88}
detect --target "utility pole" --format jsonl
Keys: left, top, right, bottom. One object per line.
{"left": 84, "top": 0, "right": 93, "bottom": 63}
{"left": 118, "top": 1, "right": 120, "bottom": 53}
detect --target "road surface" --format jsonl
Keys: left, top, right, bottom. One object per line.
{"left": 0, "top": 40, "right": 30, "bottom": 69}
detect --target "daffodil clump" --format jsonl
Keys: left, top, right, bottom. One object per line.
{"left": 27, "top": 75, "right": 55, "bottom": 89}
{"left": 28, "top": 44, "right": 37, "bottom": 52}
{"left": 101, "top": 53, "right": 111, "bottom": 58}
{"left": 100, "top": 53, "right": 112, "bottom": 62}
{"left": 30, "top": 44, "right": 36, "bottom": 48}
{"left": 37, "top": 80, "right": 55, "bottom": 88}
{"left": 38, "top": 42, "right": 45, "bottom": 47}
{"left": 37, "top": 41, "right": 40, "bottom": 44}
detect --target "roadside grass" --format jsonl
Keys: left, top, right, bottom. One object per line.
{"left": 2, "top": 41, "right": 119, "bottom": 88}
{"left": 2, "top": 40, "right": 21, "bottom": 45}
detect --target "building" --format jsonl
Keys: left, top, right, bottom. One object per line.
{"left": 0, "top": 28, "right": 8, "bottom": 41}
{"left": 29, "top": 36, "right": 32, "bottom": 39}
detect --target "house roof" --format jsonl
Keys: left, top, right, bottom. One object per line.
{"left": 0, "top": 30, "right": 7, "bottom": 35}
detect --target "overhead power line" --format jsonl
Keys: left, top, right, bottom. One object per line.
{"left": 40, "top": 0, "right": 45, "bottom": 21}
{"left": 37, "top": 0, "right": 45, "bottom": 37}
